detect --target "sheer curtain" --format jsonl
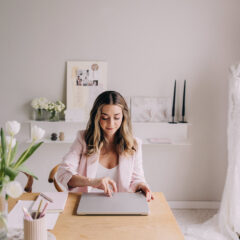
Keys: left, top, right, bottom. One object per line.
{"left": 185, "top": 63, "right": 240, "bottom": 240}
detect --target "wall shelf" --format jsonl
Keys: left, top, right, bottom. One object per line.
{"left": 27, "top": 121, "right": 191, "bottom": 146}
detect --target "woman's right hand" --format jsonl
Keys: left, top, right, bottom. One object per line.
{"left": 89, "top": 177, "right": 117, "bottom": 197}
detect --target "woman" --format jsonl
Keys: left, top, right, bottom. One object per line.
{"left": 57, "top": 91, "right": 154, "bottom": 202}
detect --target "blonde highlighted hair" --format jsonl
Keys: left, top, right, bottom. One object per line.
{"left": 84, "top": 91, "right": 137, "bottom": 156}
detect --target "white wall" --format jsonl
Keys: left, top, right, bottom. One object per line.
{"left": 0, "top": 0, "right": 240, "bottom": 201}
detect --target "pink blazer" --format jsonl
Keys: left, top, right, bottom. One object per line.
{"left": 56, "top": 130, "right": 147, "bottom": 193}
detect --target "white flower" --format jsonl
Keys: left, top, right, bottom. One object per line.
{"left": 31, "top": 97, "right": 49, "bottom": 110}
{"left": 47, "top": 100, "right": 65, "bottom": 113}
{"left": 31, "top": 125, "right": 45, "bottom": 141}
{"left": 56, "top": 101, "right": 65, "bottom": 112}
{"left": 5, "top": 121, "right": 21, "bottom": 136}
{"left": 47, "top": 102, "right": 55, "bottom": 111}
{"left": 6, "top": 136, "right": 16, "bottom": 149}
{"left": 5, "top": 181, "right": 23, "bottom": 198}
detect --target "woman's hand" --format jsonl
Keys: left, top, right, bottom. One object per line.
{"left": 89, "top": 177, "right": 117, "bottom": 197}
{"left": 135, "top": 182, "right": 154, "bottom": 202}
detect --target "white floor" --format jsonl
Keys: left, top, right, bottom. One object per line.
{"left": 172, "top": 209, "right": 218, "bottom": 235}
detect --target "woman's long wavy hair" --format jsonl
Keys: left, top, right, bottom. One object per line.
{"left": 84, "top": 91, "right": 137, "bottom": 156}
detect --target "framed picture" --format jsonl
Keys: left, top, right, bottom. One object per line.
{"left": 66, "top": 61, "right": 107, "bottom": 122}
{"left": 131, "top": 96, "right": 171, "bottom": 122}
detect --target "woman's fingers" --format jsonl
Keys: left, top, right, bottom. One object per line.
{"left": 103, "top": 181, "right": 108, "bottom": 194}
{"left": 137, "top": 183, "right": 154, "bottom": 202}
{"left": 106, "top": 183, "right": 112, "bottom": 197}
{"left": 151, "top": 193, "right": 154, "bottom": 200}
{"left": 145, "top": 190, "right": 151, "bottom": 202}
{"left": 103, "top": 178, "right": 114, "bottom": 197}
{"left": 93, "top": 177, "right": 117, "bottom": 197}
{"left": 109, "top": 179, "right": 118, "bottom": 192}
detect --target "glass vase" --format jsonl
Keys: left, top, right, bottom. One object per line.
{"left": 32, "top": 109, "right": 46, "bottom": 121}
{"left": 0, "top": 189, "right": 8, "bottom": 240}
{"left": 48, "top": 111, "right": 60, "bottom": 121}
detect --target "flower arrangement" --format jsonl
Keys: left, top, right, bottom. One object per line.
{"left": 0, "top": 121, "right": 45, "bottom": 197}
{"left": 0, "top": 121, "right": 45, "bottom": 238}
{"left": 31, "top": 98, "right": 65, "bottom": 121}
{"left": 47, "top": 100, "right": 65, "bottom": 121}
{"left": 31, "top": 98, "right": 49, "bottom": 121}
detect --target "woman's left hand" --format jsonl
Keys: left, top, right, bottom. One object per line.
{"left": 135, "top": 182, "right": 154, "bottom": 202}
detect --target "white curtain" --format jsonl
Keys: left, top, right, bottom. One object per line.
{"left": 185, "top": 63, "right": 240, "bottom": 240}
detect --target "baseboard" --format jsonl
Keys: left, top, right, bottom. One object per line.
{"left": 168, "top": 201, "right": 220, "bottom": 209}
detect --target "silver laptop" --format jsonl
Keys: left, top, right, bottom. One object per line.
{"left": 76, "top": 192, "right": 149, "bottom": 215}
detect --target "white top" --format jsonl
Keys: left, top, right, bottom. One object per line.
{"left": 91, "top": 163, "right": 119, "bottom": 193}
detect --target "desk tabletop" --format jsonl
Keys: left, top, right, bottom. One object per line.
{"left": 9, "top": 192, "right": 184, "bottom": 240}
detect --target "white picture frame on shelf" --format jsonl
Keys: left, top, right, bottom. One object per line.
{"left": 66, "top": 61, "right": 108, "bottom": 122}
{"left": 131, "top": 96, "right": 171, "bottom": 122}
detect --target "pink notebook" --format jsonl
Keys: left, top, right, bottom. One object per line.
{"left": 31, "top": 192, "right": 68, "bottom": 213}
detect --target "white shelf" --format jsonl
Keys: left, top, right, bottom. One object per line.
{"left": 26, "top": 139, "right": 74, "bottom": 144}
{"left": 26, "top": 138, "right": 191, "bottom": 146}
{"left": 26, "top": 121, "right": 191, "bottom": 146}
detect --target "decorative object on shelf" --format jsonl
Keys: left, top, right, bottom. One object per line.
{"left": 0, "top": 121, "right": 44, "bottom": 238}
{"left": 131, "top": 97, "right": 171, "bottom": 122}
{"left": 169, "top": 80, "right": 178, "bottom": 124}
{"left": 50, "top": 133, "right": 58, "bottom": 141}
{"left": 179, "top": 80, "right": 188, "bottom": 123}
{"left": 31, "top": 98, "right": 49, "bottom": 121}
{"left": 59, "top": 132, "right": 64, "bottom": 141}
{"left": 66, "top": 61, "right": 107, "bottom": 122}
{"left": 47, "top": 101, "right": 65, "bottom": 122}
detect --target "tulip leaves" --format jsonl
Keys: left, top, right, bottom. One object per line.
{"left": 0, "top": 127, "right": 42, "bottom": 183}
{"left": 14, "top": 142, "right": 43, "bottom": 169}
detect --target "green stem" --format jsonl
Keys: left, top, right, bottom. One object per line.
{"left": 14, "top": 140, "right": 35, "bottom": 169}
{"left": 6, "top": 134, "right": 13, "bottom": 166}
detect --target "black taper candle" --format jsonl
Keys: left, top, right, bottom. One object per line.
{"left": 172, "top": 80, "right": 176, "bottom": 117}
{"left": 182, "top": 80, "right": 186, "bottom": 117}
{"left": 179, "top": 79, "right": 187, "bottom": 123}
{"left": 169, "top": 80, "right": 177, "bottom": 124}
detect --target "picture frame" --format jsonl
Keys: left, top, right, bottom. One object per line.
{"left": 66, "top": 61, "right": 108, "bottom": 122}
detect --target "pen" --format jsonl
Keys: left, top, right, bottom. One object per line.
{"left": 35, "top": 199, "right": 43, "bottom": 219}
{"left": 39, "top": 202, "right": 48, "bottom": 218}
{"left": 40, "top": 193, "right": 53, "bottom": 203}
{"left": 22, "top": 207, "right": 32, "bottom": 221}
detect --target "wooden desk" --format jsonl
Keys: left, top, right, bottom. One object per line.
{"left": 9, "top": 192, "right": 184, "bottom": 240}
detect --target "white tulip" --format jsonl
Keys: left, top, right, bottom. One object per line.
{"left": 6, "top": 136, "right": 16, "bottom": 149}
{"left": 5, "top": 181, "right": 23, "bottom": 198}
{"left": 31, "top": 125, "right": 45, "bottom": 141}
{"left": 5, "top": 121, "right": 21, "bottom": 136}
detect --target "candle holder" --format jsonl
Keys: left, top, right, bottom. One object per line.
{"left": 178, "top": 116, "right": 188, "bottom": 123}
{"left": 168, "top": 116, "right": 178, "bottom": 124}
